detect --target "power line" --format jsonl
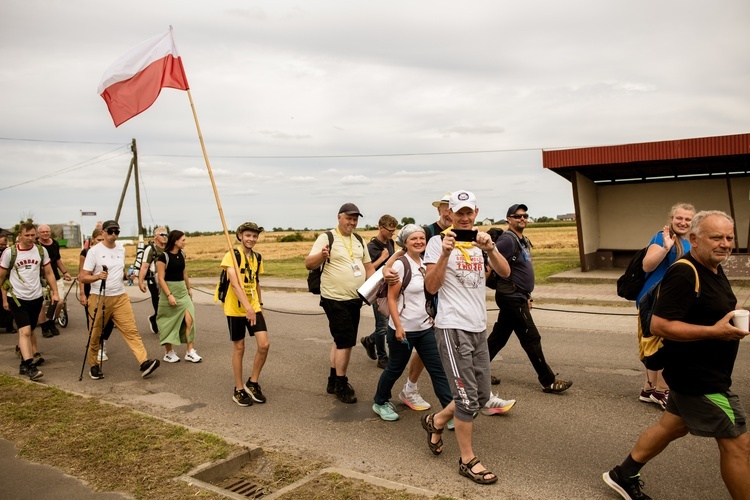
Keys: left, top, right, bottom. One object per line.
{"left": 0, "top": 137, "right": 124, "bottom": 146}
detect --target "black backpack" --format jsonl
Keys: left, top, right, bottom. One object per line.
{"left": 638, "top": 259, "right": 699, "bottom": 339}
{"left": 486, "top": 229, "right": 525, "bottom": 290}
{"left": 307, "top": 231, "right": 364, "bottom": 294}
{"left": 616, "top": 246, "right": 649, "bottom": 300}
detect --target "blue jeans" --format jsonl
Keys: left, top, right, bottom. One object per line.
{"left": 374, "top": 326, "right": 453, "bottom": 408}
{"left": 368, "top": 303, "right": 388, "bottom": 359}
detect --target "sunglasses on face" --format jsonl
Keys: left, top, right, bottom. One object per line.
{"left": 106, "top": 229, "right": 120, "bottom": 235}
{"left": 509, "top": 214, "right": 529, "bottom": 219}
{"left": 158, "top": 233, "right": 168, "bottom": 237}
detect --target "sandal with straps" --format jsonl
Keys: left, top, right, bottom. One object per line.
{"left": 421, "top": 413, "right": 444, "bottom": 455}
{"left": 459, "top": 456, "right": 498, "bottom": 484}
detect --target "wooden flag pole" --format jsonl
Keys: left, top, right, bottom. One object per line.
{"left": 185, "top": 88, "right": 244, "bottom": 285}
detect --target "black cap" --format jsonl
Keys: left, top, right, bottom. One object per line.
{"left": 101, "top": 220, "right": 120, "bottom": 231}
{"left": 506, "top": 204, "right": 528, "bottom": 217}
{"left": 338, "top": 203, "right": 363, "bottom": 217}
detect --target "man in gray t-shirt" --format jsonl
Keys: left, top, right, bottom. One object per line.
{"left": 486, "top": 204, "right": 572, "bottom": 393}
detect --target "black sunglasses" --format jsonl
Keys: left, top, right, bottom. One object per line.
{"left": 509, "top": 214, "right": 529, "bottom": 219}
{"left": 158, "top": 232, "right": 168, "bottom": 237}
{"left": 106, "top": 229, "right": 120, "bottom": 235}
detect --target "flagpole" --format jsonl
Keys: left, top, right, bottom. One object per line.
{"left": 184, "top": 88, "right": 243, "bottom": 284}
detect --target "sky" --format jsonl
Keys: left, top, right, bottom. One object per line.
{"left": 1, "top": 1, "right": 749, "bottom": 236}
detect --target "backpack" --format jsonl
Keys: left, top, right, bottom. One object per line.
{"left": 1, "top": 244, "right": 45, "bottom": 305}
{"left": 486, "top": 230, "right": 525, "bottom": 291}
{"left": 637, "top": 259, "right": 699, "bottom": 357}
{"left": 616, "top": 246, "right": 649, "bottom": 300}
{"left": 217, "top": 249, "right": 261, "bottom": 303}
{"left": 375, "top": 256, "right": 412, "bottom": 317}
{"left": 307, "top": 231, "right": 364, "bottom": 294}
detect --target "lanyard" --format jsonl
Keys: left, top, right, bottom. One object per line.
{"left": 335, "top": 227, "right": 355, "bottom": 261}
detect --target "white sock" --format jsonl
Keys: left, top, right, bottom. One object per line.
{"left": 405, "top": 380, "right": 418, "bottom": 393}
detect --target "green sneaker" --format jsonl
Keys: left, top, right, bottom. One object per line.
{"left": 372, "top": 402, "right": 400, "bottom": 421}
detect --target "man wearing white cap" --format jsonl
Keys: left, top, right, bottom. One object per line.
{"left": 306, "top": 203, "right": 375, "bottom": 404}
{"left": 421, "top": 190, "right": 512, "bottom": 485}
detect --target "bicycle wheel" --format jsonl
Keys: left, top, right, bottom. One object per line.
{"left": 57, "top": 304, "right": 68, "bottom": 328}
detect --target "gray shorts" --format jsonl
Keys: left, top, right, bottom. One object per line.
{"left": 434, "top": 327, "right": 492, "bottom": 422}
{"left": 667, "top": 390, "right": 747, "bottom": 438}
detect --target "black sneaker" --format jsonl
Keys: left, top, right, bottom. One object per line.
{"left": 326, "top": 376, "right": 336, "bottom": 394}
{"left": 602, "top": 466, "right": 651, "bottom": 500}
{"left": 377, "top": 356, "right": 388, "bottom": 369}
{"left": 32, "top": 353, "right": 45, "bottom": 367}
{"left": 49, "top": 321, "right": 60, "bottom": 336}
{"left": 27, "top": 365, "right": 43, "bottom": 381}
{"left": 360, "top": 336, "right": 377, "bottom": 360}
{"left": 90, "top": 365, "right": 104, "bottom": 380}
{"left": 334, "top": 377, "right": 357, "bottom": 404}
{"left": 41, "top": 324, "right": 54, "bottom": 338}
{"left": 149, "top": 315, "right": 158, "bottom": 334}
{"left": 139, "top": 359, "right": 160, "bottom": 378}
{"left": 233, "top": 388, "right": 253, "bottom": 407}
{"left": 245, "top": 380, "right": 267, "bottom": 404}
{"left": 19, "top": 362, "right": 29, "bottom": 376}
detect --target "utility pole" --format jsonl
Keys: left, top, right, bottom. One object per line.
{"left": 114, "top": 138, "right": 144, "bottom": 236}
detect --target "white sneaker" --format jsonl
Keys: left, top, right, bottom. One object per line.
{"left": 481, "top": 392, "right": 516, "bottom": 416}
{"left": 399, "top": 387, "right": 431, "bottom": 411}
{"left": 163, "top": 350, "right": 181, "bottom": 363}
{"left": 184, "top": 349, "right": 202, "bottom": 363}
{"left": 97, "top": 349, "right": 108, "bottom": 361}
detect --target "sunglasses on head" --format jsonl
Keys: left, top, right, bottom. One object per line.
{"left": 106, "top": 229, "right": 120, "bottom": 235}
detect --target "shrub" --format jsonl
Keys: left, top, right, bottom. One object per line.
{"left": 279, "top": 232, "right": 305, "bottom": 242}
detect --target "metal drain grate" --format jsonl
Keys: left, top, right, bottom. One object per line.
{"left": 225, "top": 479, "right": 267, "bottom": 499}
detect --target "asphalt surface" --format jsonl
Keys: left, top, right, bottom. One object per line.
{"left": 1, "top": 274, "right": 749, "bottom": 499}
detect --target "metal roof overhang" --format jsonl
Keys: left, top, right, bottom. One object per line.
{"left": 542, "top": 133, "right": 750, "bottom": 184}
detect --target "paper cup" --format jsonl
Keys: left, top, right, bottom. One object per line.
{"left": 734, "top": 309, "right": 750, "bottom": 332}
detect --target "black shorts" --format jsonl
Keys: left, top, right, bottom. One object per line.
{"left": 8, "top": 296, "right": 44, "bottom": 330}
{"left": 227, "top": 312, "right": 268, "bottom": 341}
{"left": 667, "top": 389, "right": 747, "bottom": 438}
{"left": 320, "top": 297, "right": 363, "bottom": 349}
{"left": 641, "top": 346, "right": 667, "bottom": 371}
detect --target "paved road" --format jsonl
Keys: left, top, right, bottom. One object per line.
{"left": 1, "top": 282, "right": 748, "bottom": 499}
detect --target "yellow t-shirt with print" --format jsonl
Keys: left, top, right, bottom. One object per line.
{"left": 218, "top": 248, "right": 264, "bottom": 317}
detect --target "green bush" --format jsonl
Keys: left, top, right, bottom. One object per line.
{"left": 279, "top": 232, "right": 305, "bottom": 242}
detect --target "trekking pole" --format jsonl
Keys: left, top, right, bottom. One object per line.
{"left": 78, "top": 266, "right": 107, "bottom": 381}
{"left": 98, "top": 269, "right": 107, "bottom": 377}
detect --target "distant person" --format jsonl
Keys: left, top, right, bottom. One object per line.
{"left": 0, "top": 234, "right": 16, "bottom": 333}
{"left": 219, "top": 222, "right": 268, "bottom": 407}
{"left": 371, "top": 225, "right": 453, "bottom": 422}
{"left": 156, "top": 230, "right": 200, "bottom": 364}
{"left": 421, "top": 190, "right": 513, "bottom": 485}
{"left": 305, "top": 203, "right": 374, "bottom": 404}
{"left": 603, "top": 211, "right": 750, "bottom": 500}
{"left": 486, "top": 203, "right": 572, "bottom": 394}
{"left": 80, "top": 220, "right": 160, "bottom": 380}
{"left": 635, "top": 202, "right": 695, "bottom": 410}
{"left": 361, "top": 214, "right": 397, "bottom": 369}
{"left": 36, "top": 224, "right": 71, "bottom": 337}
{"left": 78, "top": 228, "right": 114, "bottom": 361}
{"left": 0, "top": 222, "right": 59, "bottom": 380}
{"left": 138, "top": 226, "right": 167, "bottom": 334}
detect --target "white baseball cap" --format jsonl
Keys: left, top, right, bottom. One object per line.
{"left": 449, "top": 190, "right": 477, "bottom": 212}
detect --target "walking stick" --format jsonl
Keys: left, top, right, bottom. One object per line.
{"left": 78, "top": 266, "right": 107, "bottom": 381}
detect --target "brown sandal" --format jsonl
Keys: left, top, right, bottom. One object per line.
{"left": 459, "top": 457, "right": 498, "bottom": 484}
{"left": 421, "top": 413, "right": 444, "bottom": 455}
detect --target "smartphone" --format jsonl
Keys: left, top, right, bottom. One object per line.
{"left": 452, "top": 229, "right": 477, "bottom": 242}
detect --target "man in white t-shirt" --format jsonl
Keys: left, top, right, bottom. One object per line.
{"left": 422, "top": 190, "right": 512, "bottom": 485}
{"left": 0, "top": 222, "right": 59, "bottom": 380}
{"left": 80, "top": 220, "right": 160, "bottom": 380}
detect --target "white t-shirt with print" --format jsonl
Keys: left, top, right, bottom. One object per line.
{"left": 0, "top": 244, "right": 51, "bottom": 300}
{"left": 388, "top": 254, "right": 432, "bottom": 332}
{"left": 83, "top": 243, "right": 126, "bottom": 296}
{"left": 423, "top": 235, "right": 487, "bottom": 332}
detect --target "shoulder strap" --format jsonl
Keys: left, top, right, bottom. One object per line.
{"left": 353, "top": 233, "right": 364, "bottom": 246}
{"left": 674, "top": 259, "right": 700, "bottom": 295}
{"left": 398, "top": 255, "right": 412, "bottom": 293}
{"left": 9, "top": 245, "right": 18, "bottom": 270}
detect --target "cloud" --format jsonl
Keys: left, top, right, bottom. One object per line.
{"left": 258, "top": 130, "right": 313, "bottom": 140}
{"left": 340, "top": 175, "right": 371, "bottom": 185}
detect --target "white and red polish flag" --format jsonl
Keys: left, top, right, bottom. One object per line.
{"left": 98, "top": 29, "right": 189, "bottom": 127}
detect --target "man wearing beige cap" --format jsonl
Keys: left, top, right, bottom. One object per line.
{"left": 306, "top": 203, "right": 375, "bottom": 404}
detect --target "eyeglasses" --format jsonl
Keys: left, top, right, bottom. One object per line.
{"left": 158, "top": 233, "right": 168, "bottom": 237}
{"left": 106, "top": 229, "right": 120, "bottom": 235}
{"left": 382, "top": 227, "right": 396, "bottom": 233}
{"left": 509, "top": 214, "right": 529, "bottom": 219}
